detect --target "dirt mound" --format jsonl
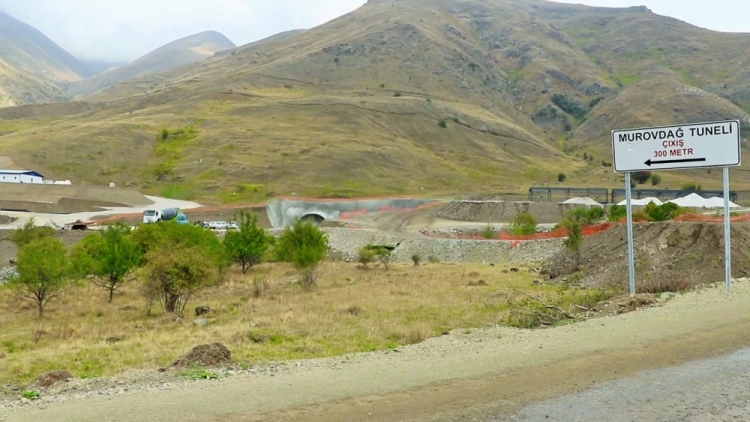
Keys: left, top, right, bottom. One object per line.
{"left": 32, "top": 370, "right": 73, "bottom": 388}
{"left": 542, "top": 222, "right": 750, "bottom": 291}
{"left": 435, "top": 201, "right": 598, "bottom": 224}
{"left": 171, "top": 343, "right": 232, "bottom": 368}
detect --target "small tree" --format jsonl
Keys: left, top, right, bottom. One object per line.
{"left": 11, "top": 218, "right": 55, "bottom": 247}
{"left": 438, "top": 119, "right": 447, "bottom": 128}
{"left": 650, "top": 173, "right": 662, "bottom": 186}
{"left": 275, "top": 218, "right": 328, "bottom": 290}
{"left": 557, "top": 173, "right": 566, "bottom": 183}
{"left": 140, "top": 246, "right": 216, "bottom": 316}
{"left": 274, "top": 218, "right": 329, "bottom": 290}
{"left": 509, "top": 212, "right": 537, "bottom": 236}
{"left": 9, "top": 237, "right": 71, "bottom": 316}
{"left": 71, "top": 223, "right": 142, "bottom": 302}
{"left": 223, "top": 211, "right": 275, "bottom": 273}
{"left": 562, "top": 211, "right": 584, "bottom": 269}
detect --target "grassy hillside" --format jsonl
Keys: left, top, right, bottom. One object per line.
{"left": 0, "top": 0, "right": 749, "bottom": 203}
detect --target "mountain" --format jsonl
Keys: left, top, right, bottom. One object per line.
{"left": 64, "top": 31, "right": 236, "bottom": 99}
{"left": 0, "top": 0, "right": 749, "bottom": 203}
{"left": 81, "top": 59, "right": 128, "bottom": 76}
{"left": 0, "top": 11, "right": 90, "bottom": 106}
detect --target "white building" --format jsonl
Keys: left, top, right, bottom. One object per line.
{"left": 0, "top": 170, "right": 45, "bottom": 184}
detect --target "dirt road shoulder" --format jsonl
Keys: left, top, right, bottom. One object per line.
{"left": 5, "top": 282, "right": 750, "bottom": 422}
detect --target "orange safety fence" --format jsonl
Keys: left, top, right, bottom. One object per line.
{"left": 498, "top": 222, "right": 618, "bottom": 241}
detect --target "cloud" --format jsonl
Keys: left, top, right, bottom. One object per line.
{"left": 1, "top": 0, "right": 747, "bottom": 63}
{"left": 0, "top": 0, "right": 366, "bottom": 62}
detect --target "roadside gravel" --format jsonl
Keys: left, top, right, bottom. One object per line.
{"left": 322, "top": 227, "right": 564, "bottom": 264}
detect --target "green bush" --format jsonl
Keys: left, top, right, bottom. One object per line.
{"left": 650, "top": 173, "right": 662, "bottom": 186}
{"left": 274, "top": 218, "right": 329, "bottom": 289}
{"left": 568, "top": 207, "right": 604, "bottom": 225}
{"left": 481, "top": 224, "right": 497, "bottom": 239}
{"left": 608, "top": 205, "right": 627, "bottom": 222}
{"left": 358, "top": 247, "right": 378, "bottom": 266}
{"left": 438, "top": 119, "right": 447, "bottom": 128}
{"left": 632, "top": 171, "right": 652, "bottom": 184}
{"left": 411, "top": 253, "right": 422, "bottom": 266}
{"left": 509, "top": 213, "right": 537, "bottom": 236}
{"left": 643, "top": 202, "right": 686, "bottom": 222}
{"left": 558, "top": 173, "right": 566, "bottom": 182}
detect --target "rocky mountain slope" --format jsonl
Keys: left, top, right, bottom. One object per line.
{"left": 0, "top": 11, "right": 90, "bottom": 106}
{"left": 0, "top": 0, "right": 749, "bottom": 203}
{"left": 64, "top": 31, "right": 237, "bottom": 99}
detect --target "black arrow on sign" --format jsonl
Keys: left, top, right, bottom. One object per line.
{"left": 644, "top": 158, "right": 707, "bottom": 167}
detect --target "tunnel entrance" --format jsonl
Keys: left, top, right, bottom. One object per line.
{"left": 301, "top": 213, "right": 325, "bottom": 225}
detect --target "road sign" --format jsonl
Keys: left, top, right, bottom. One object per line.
{"left": 612, "top": 120, "right": 741, "bottom": 173}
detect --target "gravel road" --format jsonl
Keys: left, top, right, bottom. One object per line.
{"left": 5, "top": 281, "right": 750, "bottom": 422}
{"left": 496, "top": 348, "right": 750, "bottom": 422}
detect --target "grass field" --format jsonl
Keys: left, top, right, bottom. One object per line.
{"left": 0, "top": 261, "right": 613, "bottom": 385}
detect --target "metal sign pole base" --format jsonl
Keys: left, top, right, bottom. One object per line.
{"left": 724, "top": 166, "right": 732, "bottom": 294}
{"left": 625, "top": 172, "right": 636, "bottom": 296}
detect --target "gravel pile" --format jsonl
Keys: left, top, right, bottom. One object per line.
{"left": 0, "top": 266, "right": 16, "bottom": 283}
{"left": 323, "top": 228, "right": 564, "bottom": 264}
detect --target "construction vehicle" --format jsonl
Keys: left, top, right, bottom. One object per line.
{"left": 142, "top": 208, "right": 189, "bottom": 225}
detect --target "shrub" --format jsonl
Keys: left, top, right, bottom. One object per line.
{"left": 480, "top": 224, "right": 497, "bottom": 239}
{"left": 393, "top": 91, "right": 402, "bottom": 97}
{"left": 650, "top": 173, "right": 662, "bottom": 186}
{"left": 411, "top": 253, "right": 422, "bottom": 266}
{"left": 9, "top": 237, "right": 71, "bottom": 316}
{"left": 223, "top": 211, "right": 275, "bottom": 273}
{"left": 551, "top": 94, "right": 588, "bottom": 120}
{"left": 438, "top": 119, "right": 447, "bottom": 128}
{"left": 568, "top": 206, "right": 604, "bottom": 225}
{"left": 561, "top": 211, "right": 584, "bottom": 268}
{"left": 643, "top": 202, "right": 686, "bottom": 222}
{"left": 358, "top": 247, "right": 378, "bottom": 266}
{"left": 274, "top": 218, "right": 329, "bottom": 289}
{"left": 681, "top": 183, "right": 702, "bottom": 192}
{"left": 160, "top": 128, "right": 169, "bottom": 141}
{"left": 11, "top": 218, "right": 55, "bottom": 247}
{"left": 361, "top": 244, "right": 397, "bottom": 270}
{"left": 609, "top": 205, "right": 627, "bottom": 222}
{"left": 509, "top": 213, "right": 537, "bottom": 236}
{"left": 557, "top": 173, "right": 566, "bottom": 182}
{"left": 632, "top": 171, "right": 652, "bottom": 184}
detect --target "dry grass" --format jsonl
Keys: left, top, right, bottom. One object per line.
{"left": 0, "top": 262, "right": 602, "bottom": 385}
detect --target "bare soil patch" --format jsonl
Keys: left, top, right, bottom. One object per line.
{"left": 542, "top": 221, "right": 750, "bottom": 290}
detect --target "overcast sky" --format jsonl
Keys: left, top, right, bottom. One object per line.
{"left": 0, "top": 0, "right": 748, "bottom": 63}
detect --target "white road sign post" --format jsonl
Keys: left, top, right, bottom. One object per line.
{"left": 612, "top": 120, "right": 741, "bottom": 295}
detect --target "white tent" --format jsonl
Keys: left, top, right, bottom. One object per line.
{"left": 616, "top": 197, "right": 663, "bottom": 206}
